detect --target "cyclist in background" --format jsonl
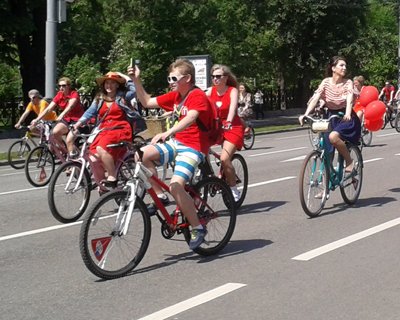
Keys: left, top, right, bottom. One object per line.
{"left": 128, "top": 58, "right": 212, "bottom": 250}
{"left": 205, "top": 64, "right": 244, "bottom": 202}
{"left": 31, "top": 77, "right": 85, "bottom": 156}
{"left": 299, "top": 55, "right": 361, "bottom": 175}
{"left": 15, "top": 89, "right": 57, "bottom": 130}
{"left": 238, "top": 83, "right": 253, "bottom": 135}
{"left": 379, "top": 81, "right": 395, "bottom": 114}
{"left": 353, "top": 75, "right": 365, "bottom": 121}
{"left": 72, "top": 71, "right": 137, "bottom": 189}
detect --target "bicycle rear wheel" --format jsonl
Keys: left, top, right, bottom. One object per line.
{"left": 79, "top": 190, "right": 151, "bottom": 280}
{"left": 8, "top": 139, "right": 31, "bottom": 169}
{"left": 230, "top": 153, "right": 248, "bottom": 208}
{"left": 340, "top": 145, "right": 363, "bottom": 205}
{"left": 361, "top": 127, "right": 372, "bottom": 147}
{"left": 390, "top": 110, "right": 396, "bottom": 128}
{"left": 48, "top": 161, "right": 91, "bottom": 223}
{"left": 243, "top": 126, "right": 255, "bottom": 150}
{"left": 183, "top": 177, "right": 236, "bottom": 256}
{"left": 25, "top": 145, "right": 55, "bottom": 187}
{"left": 299, "top": 150, "right": 329, "bottom": 218}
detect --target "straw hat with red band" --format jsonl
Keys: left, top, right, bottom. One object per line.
{"left": 96, "top": 71, "right": 126, "bottom": 86}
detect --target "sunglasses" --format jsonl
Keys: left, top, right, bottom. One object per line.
{"left": 58, "top": 84, "right": 67, "bottom": 88}
{"left": 211, "top": 75, "right": 225, "bottom": 80}
{"left": 167, "top": 75, "right": 187, "bottom": 84}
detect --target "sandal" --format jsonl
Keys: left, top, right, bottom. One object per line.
{"left": 101, "top": 179, "right": 118, "bottom": 188}
{"left": 314, "top": 191, "right": 324, "bottom": 199}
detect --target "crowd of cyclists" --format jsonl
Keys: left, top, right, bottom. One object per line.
{"left": 11, "top": 54, "right": 400, "bottom": 253}
{"left": 12, "top": 58, "right": 259, "bottom": 250}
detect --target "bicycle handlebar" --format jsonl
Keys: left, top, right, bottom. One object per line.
{"left": 303, "top": 113, "right": 343, "bottom": 123}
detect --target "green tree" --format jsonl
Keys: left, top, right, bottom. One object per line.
{"left": 0, "top": 0, "right": 46, "bottom": 101}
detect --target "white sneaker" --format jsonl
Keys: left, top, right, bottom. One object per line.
{"left": 231, "top": 188, "right": 241, "bottom": 202}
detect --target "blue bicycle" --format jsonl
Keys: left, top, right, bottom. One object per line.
{"left": 299, "top": 114, "right": 363, "bottom": 217}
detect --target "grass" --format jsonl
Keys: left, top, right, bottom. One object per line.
{"left": 255, "top": 124, "right": 302, "bottom": 133}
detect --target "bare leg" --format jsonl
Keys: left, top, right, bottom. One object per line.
{"left": 140, "top": 144, "right": 163, "bottom": 195}
{"left": 169, "top": 178, "right": 200, "bottom": 227}
{"left": 220, "top": 140, "right": 237, "bottom": 187}
{"left": 89, "top": 154, "right": 106, "bottom": 183}
{"left": 329, "top": 131, "right": 353, "bottom": 171}
{"left": 52, "top": 122, "right": 70, "bottom": 152}
{"left": 96, "top": 146, "right": 117, "bottom": 181}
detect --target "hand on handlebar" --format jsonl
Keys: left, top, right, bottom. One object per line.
{"left": 150, "top": 131, "right": 170, "bottom": 145}
{"left": 222, "top": 120, "right": 232, "bottom": 130}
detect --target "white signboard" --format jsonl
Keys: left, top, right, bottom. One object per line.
{"left": 180, "top": 55, "right": 212, "bottom": 91}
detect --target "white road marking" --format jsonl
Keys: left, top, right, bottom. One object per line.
{"left": 0, "top": 171, "right": 26, "bottom": 177}
{"left": 363, "top": 158, "right": 383, "bottom": 163}
{"left": 137, "top": 283, "right": 247, "bottom": 320}
{"left": 250, "top": 147, "right": 307, "bottom": 157}
{"left": 248, "top": 176, "right": 296, "bottom": 188}
{"left": 377, "top": 132, "right": 398, "bottom": 137}
{"left": 0, "top": 186, "right": 47, "bottom": 196}
{"left": 292, "top": 217, "right": 400, "bottom": 261}
{"left": 276, "top": 134, "right": 308, "bottom": 140}
{"left": 281, "top": 155, "right": 306, "bottom": 162}
{"left": 0, "top": 221, "right": 82, "bottom": 242}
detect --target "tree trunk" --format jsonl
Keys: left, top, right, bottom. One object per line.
{"left": 294, "top": 76, "right": 312, "bottom": 109}
{"left": 278, "top": 72, "right": 286, "bottom": 110}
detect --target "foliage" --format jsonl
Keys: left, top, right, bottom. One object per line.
{"left": 0, "top": 63, "right": 22, "bottom": 101}
{"left": 62, "top": 55, "right": 101, "bottom": 96}
{"left": 0, "top": 0, "right": 400, "bottom": 107}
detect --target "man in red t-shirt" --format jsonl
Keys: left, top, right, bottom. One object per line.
{"left": 32, "top": 77, "right": 84, "bottom": 155}
{"left": 129, "top": 58, "right": 212, "bottom": 250}
{"left": 379, "top": 81, "right": 395, "bottom": 112}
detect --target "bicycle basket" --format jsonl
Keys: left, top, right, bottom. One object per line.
{"left": 311, "top": 120, "right": 331, "bottom": 133}
{"left": 144, "top": 116, "right": 167, "bottom": 137}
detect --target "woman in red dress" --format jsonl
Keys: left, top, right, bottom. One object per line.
{"left": 72, "top": 71, "right": 137, "bottom": 188}
{"left": 206, "top": 64, "right": 244, "bottom": 202}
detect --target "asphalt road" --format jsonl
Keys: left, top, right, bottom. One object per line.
{"left": 1, "top": 127, "right": 400, "bottom": 320}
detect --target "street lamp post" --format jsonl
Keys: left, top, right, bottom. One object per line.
{"left": 45, "top": 0, "right": 57, "bottom": 98}
{"left": 45, "top": 0, "right": 72, "bottom": 98}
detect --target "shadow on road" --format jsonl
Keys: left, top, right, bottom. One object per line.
{"left": 109, "top": 238, "right": 273, "bottom": 280}
{"left": 312, "top": 196, "right": 397, "bottom": 219}
{"left": 237, "top": 201, "right": 286, "bottom": 215}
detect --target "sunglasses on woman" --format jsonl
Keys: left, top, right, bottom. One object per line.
{"left": 211, "top": 75, "right": 225, "bottom": 80}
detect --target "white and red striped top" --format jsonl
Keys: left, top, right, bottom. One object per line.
{"left": 316, "top": 78, "right": 353, "bottom": 110}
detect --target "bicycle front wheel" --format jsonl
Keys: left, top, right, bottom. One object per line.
{"left": 25, "top": 145, "right": 55, "bottom": 187}
{"left": 8, "top": 139, "right": 31, "bottom": 169}
{"left": 79, "top": 190, "right": 151, "bottom": 280}
{"left": 48, "top": 161, "right": 91, "bottom": 223}
{"left": 299, "top": 150, "right": 329, "bottom": 218}
{"left": 230, "top": 153, "right": 248, "bottom": 208}
{"left": 340, "top": 145, "right": 363, "bottom": 205}
{"left": 395, "top": 112, "right": 400, "bottom": 133}
{"left": 184, "top": 177, "right": 237, "bottom": 256}
{"left": 243, "top": 126, "right": 255, "bottom": 150}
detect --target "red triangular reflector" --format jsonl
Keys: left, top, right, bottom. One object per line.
{"left": 91, "top": 237, "right": 112, "bottom": 261}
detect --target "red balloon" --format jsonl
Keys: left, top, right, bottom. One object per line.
{"left": 364, "top": 117, "right": 383, "bottom": 132}
{"left": 364, "top": 100, "right": 386, "bottom": 121}
{"left": 359, "top": 86, "right": 379, "bottom": 107}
